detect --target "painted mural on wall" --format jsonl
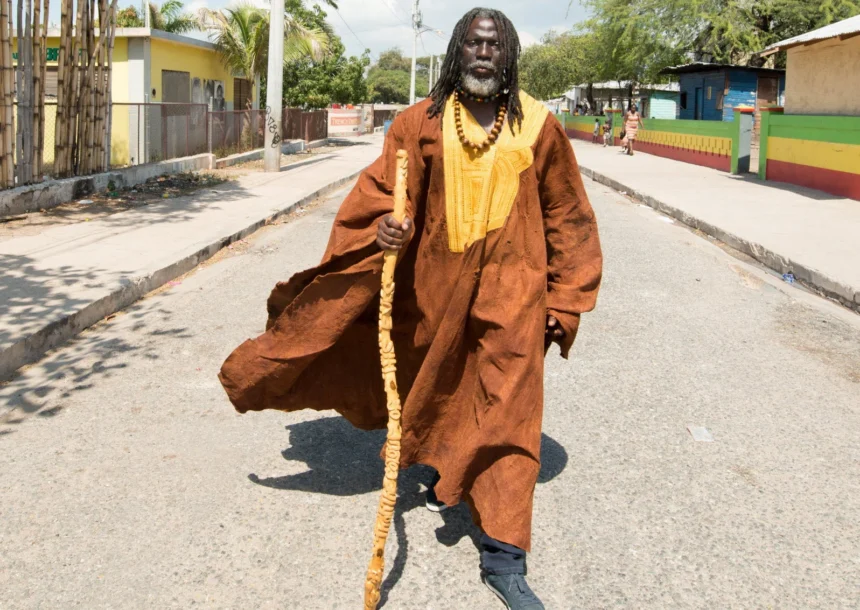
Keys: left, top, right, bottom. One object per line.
{"left": 192, "top": 78, "right": 205, "bottom": 106}
{"left": 205, "top": 80, "right": 225, "bottom": 111}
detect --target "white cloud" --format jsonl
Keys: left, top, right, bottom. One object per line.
{"left": 186, "top": 0, "right": 209, "bottom": 12}
{"left": 519, "top": 31, "right": 539, "bottom": 48}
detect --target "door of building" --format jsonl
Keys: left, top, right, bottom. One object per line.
{"left": 694, "top": 87, "right": 704, "bottom": 120}
{"left": 233, "top": 78, "right": 252, "bottom": 111}
{"left": 162, "top": 70, "right": 190, "bottom": 103}
{"left": 161, "top": 70, "right": 191, "bottom": 160}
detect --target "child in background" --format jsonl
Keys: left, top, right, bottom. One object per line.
{"left": 603, "top": 114, "right": 613, "bottom": 146}
{"left": 592, "top": 119, "right": 601, "bottom": 143}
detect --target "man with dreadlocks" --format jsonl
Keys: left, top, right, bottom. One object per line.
{"left": 219, "top": 7, "right": 602, "bottom": 609}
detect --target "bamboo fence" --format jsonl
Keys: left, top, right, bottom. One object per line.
{"left": 54, "top": 0, "right": 117, "bottom": 179}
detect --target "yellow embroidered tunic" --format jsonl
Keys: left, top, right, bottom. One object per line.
{"left": 219, "top": 93, "right": 603, "bottom": 551}
{"left": 443, "top": 93, "right": 549, "bottom": 252}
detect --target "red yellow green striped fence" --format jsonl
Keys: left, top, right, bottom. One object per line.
{"left": 759, "top": 109, "right": 860, "bottom": 201}
{"left": 556, "top": 113, "right": 743, "bottom": 173}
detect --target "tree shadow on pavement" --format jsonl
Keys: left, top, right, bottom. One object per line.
{"left": 248, "top": 415, "right": 569, "bottom": 606}
{"left": 1, "top": 179, "right": 255, "bottom": 239}
{"left": 0, "top": 286, "right": 192, "bottom": 433}
{"left": 0, "top": 253, "right": 111, "bottom": 350}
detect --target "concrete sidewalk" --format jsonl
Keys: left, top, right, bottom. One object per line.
{"left": 0, "top": 137, "right": 383, "bottom": 379}
{"left": 571, "top": 140, "right": 860, "bottom": 312}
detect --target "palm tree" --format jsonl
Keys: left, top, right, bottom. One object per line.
{"left": 149, "top": 0, "right": 199, "bottom": 33}
{"left": 200, "top": 0, "right": 330, "bottom": 108}
{"left": 116, "top": 1, "right": 200, "bottom": 33}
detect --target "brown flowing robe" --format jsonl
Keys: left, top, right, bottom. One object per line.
{"left": 219, "top": 95, "right": 603, "bottom": 551}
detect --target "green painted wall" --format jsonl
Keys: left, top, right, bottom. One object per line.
{"left": 638, "top": 118, "right": 734, "bottom": 137}
{"left": 767, "top": 113, "right": 860, "bottom": 145}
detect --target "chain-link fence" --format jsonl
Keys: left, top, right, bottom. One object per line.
{"left": 35, "top": 102, "right": 209, "bottom": 171}
{"left": 5, "top": 102, "right": 336, "bottom": 189}
{"left": 209, "top": 109, "right": 265, "bottom": 158}
{"left": 113, "top": 102, "right": 209, "bottom": 167}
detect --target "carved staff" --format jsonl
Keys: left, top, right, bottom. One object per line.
{"left": 364, "top": 149, "right": 408, "bottom": 609}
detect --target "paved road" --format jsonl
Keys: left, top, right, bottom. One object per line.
{"left": 2, "top": 179, "right": 858, "bottom": 609}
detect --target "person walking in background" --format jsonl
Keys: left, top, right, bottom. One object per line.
{"left": 592, "top": 118, "right": 601, "bottom": 143}
{"left": 622, "top": 104, "right": 644, "bottom": 155}
{"left": 603, "top": 113, "right": 613, "bottom": 147}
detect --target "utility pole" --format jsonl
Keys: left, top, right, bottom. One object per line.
{"left": 264, "top": 0, "right": 284, "bottom": 172}
{"left": 409, "top": 0, "right": 420, "bottom": 105}
{"left": 428, "top": 55, "right": 434, "bottom": 92}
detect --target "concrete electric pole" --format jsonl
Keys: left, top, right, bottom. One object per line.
{"left": 428, "top": 55, "right": 434, "bottom": 92}
{"left": 264, "top": 0, "right": 284, "bottom": 172}
{"left": 409, "top": 0, "right": 420, "bottom": 105}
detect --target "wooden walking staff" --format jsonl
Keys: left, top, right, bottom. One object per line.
{"left": 364, "top": 149, "right": 408, "bottom": 609}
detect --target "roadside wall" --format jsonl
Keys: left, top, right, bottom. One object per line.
{"left": 558, "top": 114, "right": 607, "bottom": 141}
{"left": 559, "top": 113, "right": 735, "bottom": 172}
{"left": 759, "top": 109, "right": 860, "bottom": 200}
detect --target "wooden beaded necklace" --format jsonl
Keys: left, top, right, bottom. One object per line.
{"left": 453, "top": 91, "right": 507, "bottom": 153}
{"left": 456, "top": 86, "right": 503, "bottom": 104}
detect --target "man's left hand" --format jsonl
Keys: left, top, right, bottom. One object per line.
{"left": 545, "top": 315, "right": 565, "bottom": 349}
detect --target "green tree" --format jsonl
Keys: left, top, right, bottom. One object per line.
{"left": 581, "top": 0, "right": 688, "bottom": 86}
{"left": 519, "top": 31, "right": 606, "bottom": 100}
{"left": 149, "top": 0, "right": 199, "bottom": 33}
{"left": 696, "top": 0, "right": 860, "bottom": 65}
{"left": 366, "top": 48, "right": 428, "bottom": 104}
{"left": 283, "top": 39, "right": 370, "bottom": 107}
{"left": 281, "top": 0, "right": 370, "bottom": 108}
{"left": 580, "top": 0, "right": 860, "bottom": 74}
{"left": 116, "top": 5, "right": 144, "bottom": 27}
{"left": 200, "top": 0, "right": 331, "bottom": 107}
{"left": 116, "top": 1, "right": 201, "bottom": 32}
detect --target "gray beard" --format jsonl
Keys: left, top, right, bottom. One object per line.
{"left": 461, "top": 72, "right": 501, "bottom": 98}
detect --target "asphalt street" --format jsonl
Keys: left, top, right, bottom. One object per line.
{"left": 1, "top": 179, "right": 858, "bottom": 609}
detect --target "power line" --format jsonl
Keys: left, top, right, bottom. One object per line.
{"left": 377, "top": 0, "right": 410, "bottom": 27}
{"left": 334, "top": 8, "right": 368, "bottom": 50}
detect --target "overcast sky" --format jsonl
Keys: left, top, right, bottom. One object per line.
{"left": 49, "top": 0, "right": 590, "bottom": 61}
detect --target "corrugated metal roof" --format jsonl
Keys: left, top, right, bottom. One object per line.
{"left": 762, "top": 14, "right": 860, "bottom": 55}
{"left": 640, "top": 83, "right": 680, "bottom": 92}
{"left": 660, "top": 62, "right": 785, "bottom": 75}
{"left": 561, "top": 81, "right": 679, "bottom": 99}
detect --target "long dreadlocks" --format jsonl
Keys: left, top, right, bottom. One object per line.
{"left": 426, "top": 8, "right": 523, "bottom": 131}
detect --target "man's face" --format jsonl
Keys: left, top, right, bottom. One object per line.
{"left": 460, "top": 17, "right": 503, "bottom": 98}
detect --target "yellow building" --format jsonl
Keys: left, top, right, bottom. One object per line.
{"left": 14, "top": 28, "right": 256, "bottom": 165}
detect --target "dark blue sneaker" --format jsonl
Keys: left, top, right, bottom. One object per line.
{"left": 425, "top": 471, "right": 450, "bottom": 512}
{"left": 482, "top": 573, "right": 545, "bottom": 609}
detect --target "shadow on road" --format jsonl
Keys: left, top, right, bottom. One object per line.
{"left": 248, "top": 415, "right": 569, "bottom": 606}
{"left": 0, "top": 286, "right": 192, "bottom": 433}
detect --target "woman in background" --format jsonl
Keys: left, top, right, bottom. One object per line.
{"left": 623, "top": 104, "right": 644, "bottom": 155}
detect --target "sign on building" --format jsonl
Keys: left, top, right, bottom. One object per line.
{"left": 328, "top": 108, "right": 363, "bottom": 137}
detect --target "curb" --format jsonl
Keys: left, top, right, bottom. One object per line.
{"left": 214, "top": 140, "right": 306, "bottom": 169}
{"left": 580, "top": 165, "right": 859, "bottom": 313}
{"left": 0, "top": 168, "right": 366, "bottom": 380}
{"left": 0, "top": 154, "right": 216, "bottom": 218}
